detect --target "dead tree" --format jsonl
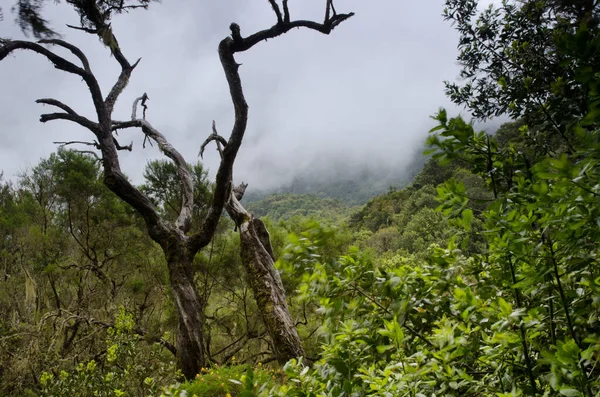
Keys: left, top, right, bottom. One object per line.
{"left": 0, "top": 0, "right": 353, "bottom": 378}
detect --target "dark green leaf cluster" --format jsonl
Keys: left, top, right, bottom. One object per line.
{"left": 140, "top": 159, "right": 212, "bottom": 227}
{"left": 444, "top": 0, "right": 600, "bottom": 141}
{"left": 246, "top": 193, "right": 350, "bottom": 221}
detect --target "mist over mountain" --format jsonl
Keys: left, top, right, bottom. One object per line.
{"left": 244, "top": 146, "right": 428, "bottom": 206}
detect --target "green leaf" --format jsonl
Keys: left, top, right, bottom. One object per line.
{"left": 461, "top": 209, "right": 473, "bottom": 231}
{"left": 559, "top": 388, "right": 583, "bottom": 397}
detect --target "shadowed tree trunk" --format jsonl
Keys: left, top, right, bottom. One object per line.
{"left": 165, "top": 243, "right": 206, "bottom": 377}
{"left": 1, "top": 0, "right": 353, "bottom": 378}
{"left": 226, "top": 185, "right": 306, "bottom": 364}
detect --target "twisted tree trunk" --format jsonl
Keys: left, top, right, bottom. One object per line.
{"left": 226, "top": 188, "right": 306, "bottom": 364}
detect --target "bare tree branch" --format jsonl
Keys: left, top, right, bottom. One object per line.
{"left": 52, "top": 140, "right": 103, "bottom": 161}
{"left": 283, "top": 0, "right": 290, "bottom": 23}
{"left": 330, "top": 0, "right": 338, "bottom": 17}
{"left": 141, "top": 119, "right": 193, "bottom": 233}
{"left": 105, "top": 57, "right": 141, "bottom": 115}
{"left": 113, "top": 137, "right": 133, "bottom": 151}
{"left": 0, "top": 38, "right": 165, "bottom": 238}
{"left": 131, "top": 92, "right": 149, "bottom": 120}
{"left": 36, "top": 98, "right": 78, "bottom": 115}
{"left": 191, "top": 3, "right": 352, "bottom": 252}
{"left": 190, "top": 39, "right": 245, "bottom": 250}
{"left": 1, "top": 40, "right": 86, "bottom": 76}
{"left": 35, "top": 98, "right": 100, "bottom": 133}
{"left": 199, "top": 120, "right": 228, "bottom": 158}
{"left": 111, "top": 120, "right": 138, "bottom": 130}
{"left": 38, "top": 111, "right": 100, "bottom": 132}
{"left": 113, "top": 95, "right": 194, "bottom": 233}
{"left": 66, "top": 24, "right": 98, "bottom": 34}
{"left": 1, "top": 40, "right": 107, "bottom": 124}
{"left": 101, "top": 24, "right": 131, "bottom": 70}
{"left": 229, "top": 8, "right": 354, "bottom": 53}
{"left": 39, "top": 39, "right": 92, "bottom": 72}
{"left": 268, "top": 0, "right": 283, "bottom": 24}
{"left": 53, "top": 140, "right": 100, "bottom": 148}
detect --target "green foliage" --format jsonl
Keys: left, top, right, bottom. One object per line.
{"left": 349, "top": 183, "right": 463, "bottom": 255}
{"left": 261, "top": 217, "right": 599, "bottom": 396}
{"left": 419, "top": 10, "right": 600, "bottom": 391}
{"left": 40, "top": 307, "right": 178, "bottom": 397}
{"left": 246, "top": 194, "right": 350, "bottom": 221}
{"left": 245, "top": 160, "right": 422, "bottom": 207}
{"left": 179, "top": 364, "right": 279, "bottom": 397}
{"left": 141, "top": 159, "right": 212, "bottom": 225}
{"left": 444, "top": 0, "right": 599, "bottom": 132}
{"left": 248, "top": 2, "right": 600, "bottom": 396}
{"left": 0, "top": 150, "right": 173, "bottom": 395}
{"left": 4, "top": 2, "right": 600, "bottom": 396}
{"left": 261, "top": 243, "right": 531, "bottom": 396}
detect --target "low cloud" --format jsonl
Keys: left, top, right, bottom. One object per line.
{"left": 0, "top": 0, "right": 469, "bottom": 191}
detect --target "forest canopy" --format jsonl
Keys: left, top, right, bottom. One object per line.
{"left": 1, "top": 0, "right": 600, "bottom": 396}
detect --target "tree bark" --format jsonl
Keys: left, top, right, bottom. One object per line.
{"left": 227, "top": 193, "right": 306, "bottom": 365}
{"left": 165, "top": 245, "right": 206, "bottom": 379}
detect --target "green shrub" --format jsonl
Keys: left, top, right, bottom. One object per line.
{"left": 39, "top": 307, "right": 178, "bottom": 397}
{"left": 180, "top": 363, "right": 281, "bottom": 397}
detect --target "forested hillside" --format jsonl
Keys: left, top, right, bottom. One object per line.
{"left": 246, "top": 193, "right": 351, "bottom": 221}
{"left": 1, "top": 0, "right": 600, "bottom": 396}
{"left": 244, "top": 155, "right": 426, "bottom": 206}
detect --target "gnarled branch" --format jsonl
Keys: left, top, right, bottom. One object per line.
{"left": 39, "top": 39, "right": 92, "bottom": 72}
{"left": 39, "top": 112, "right": 100, "bottom": 132}
{"left": 190, "top": 2, "right": 353, "bottom": 252}
{"left": 1, "top": 40, "right": 87, "bottom": 77}
{"left": 105, "top": 57, "right": 141, "bottom": 115}
{"left": 113, "top": 137, "right": 133, "bottom": 151}
{"left": 53, "top": 141, "right": 103, "bottom": 161}
{"left": 36, "top": 98, "right": 78, "bottom": 115}
{"left": 201, "top": 4, "right": 353, "bottom": 213}
{"left": 0, "top": 40, "right": 106, "bottom": 123}
{"left": 268, "top": 0, "right": 283, "bottom": 24}
{"left": 36, "top": 98, "right": 99, "bottom": 132}
{"left": 199, "top": 120, "right": 228, "bottom": 159}
{"left": 66, "top": 24, "right": 98, "bottom": 34}
{"left": 229, "top": 6, "right": 354, "bottom": 53}
{"left": 112, "top": 95, "right": 194, "bottom": 233}
{"left": 131, "top": 92, "right": 149, "bottom": 120}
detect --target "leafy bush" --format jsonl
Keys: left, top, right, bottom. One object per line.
{"left": 40, "top": 307, "right": 178, "bottom": 397}
{"left": 180, "top": 364, "right": 280, "bottom": 397}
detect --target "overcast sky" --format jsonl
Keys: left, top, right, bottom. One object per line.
{"left": 0, "top": 1, "right": 484, "bottom": 190}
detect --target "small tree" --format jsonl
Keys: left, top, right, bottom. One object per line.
{"left": 443, "top": 0, "right": 599, "bottom": 148}
{"left": 0, "top": 0, "right": 353, "bottom": 378}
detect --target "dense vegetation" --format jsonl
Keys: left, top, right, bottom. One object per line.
{"left": 244, "top": 157, "right": 426, "bottom": 206}
{"left": 246, "top": 194, "right": 351, "bottom": 221}
{"left": 2, "top": 0, "right": 600, "bottom": 396}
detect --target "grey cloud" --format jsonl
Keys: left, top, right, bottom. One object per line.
{"left": 0, "top": 0, "right": 468, "bottom": 191}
